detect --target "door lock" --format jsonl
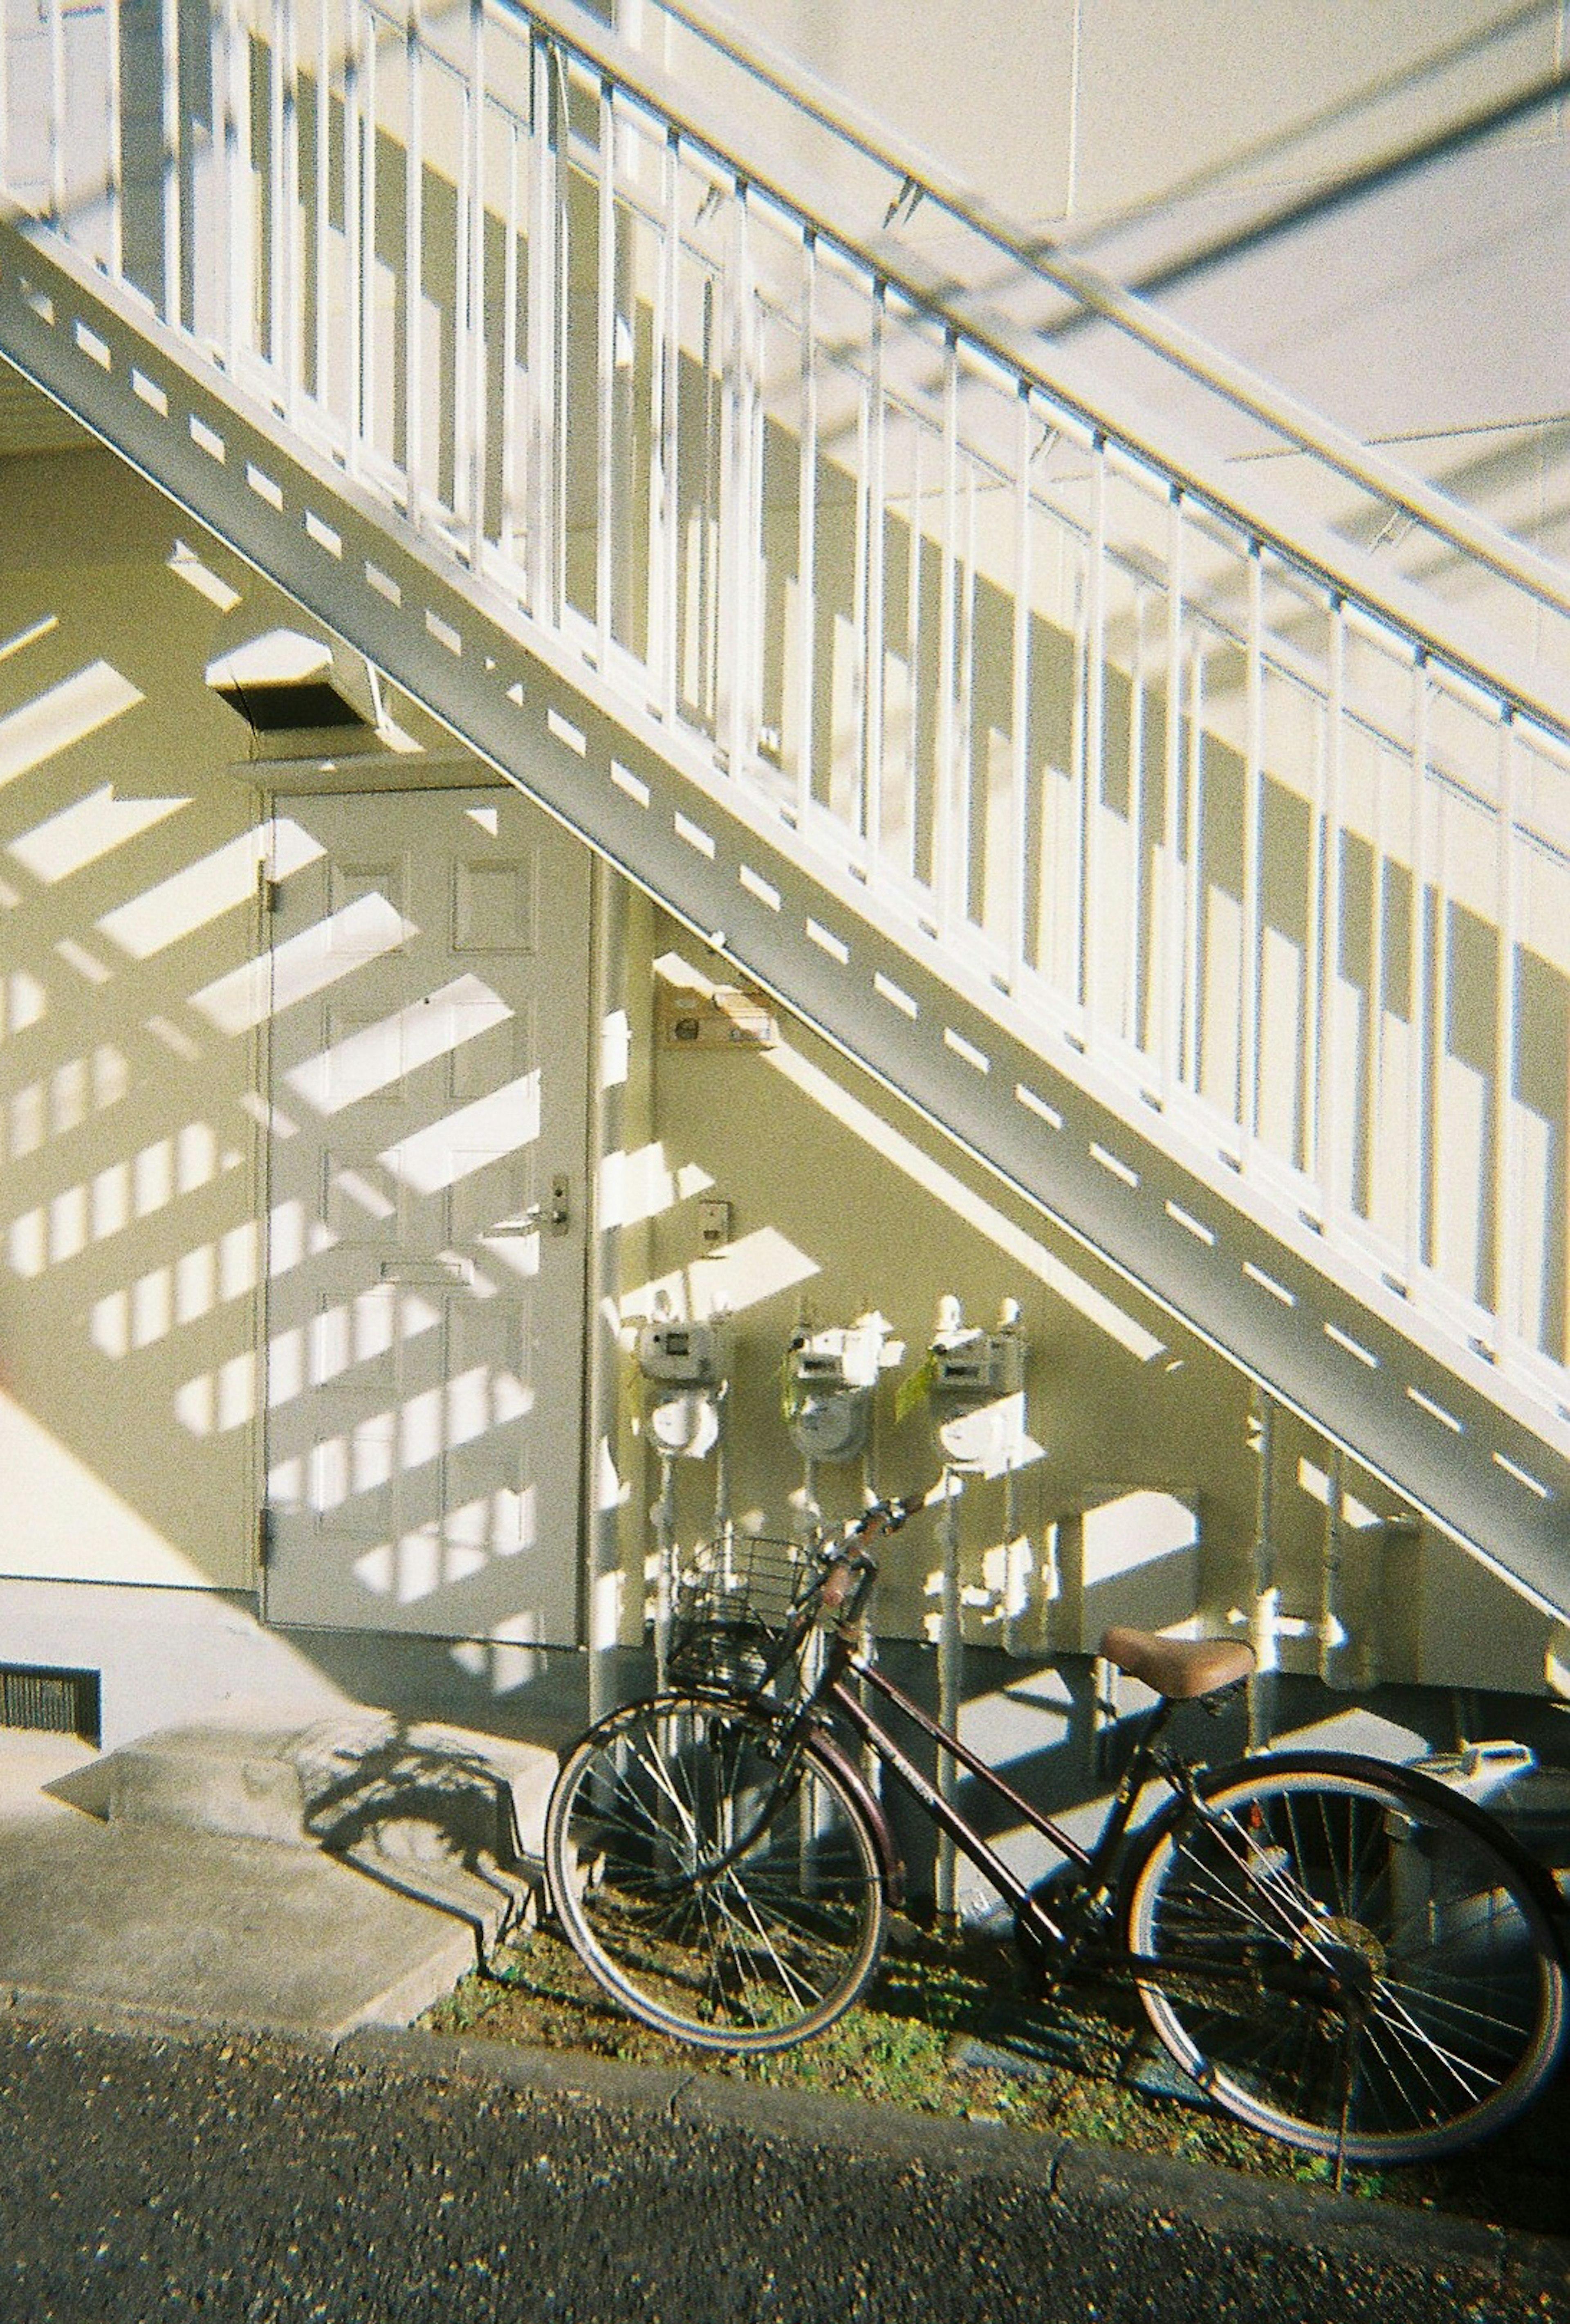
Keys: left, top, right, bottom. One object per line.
{"left": 491, "top": 1172, "right": 572, "bottom": 1238}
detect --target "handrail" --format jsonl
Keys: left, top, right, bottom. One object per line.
{"left": 573, "top": 0, "right": 1570, "bottom": 632}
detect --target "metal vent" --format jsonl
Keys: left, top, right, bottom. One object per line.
{"left": 0, "top": 1663, "right": 101, "bottom": 1746}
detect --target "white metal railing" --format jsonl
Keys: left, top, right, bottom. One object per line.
{"left": 5, "top": 0, "right": 1570, "bottom": 1452}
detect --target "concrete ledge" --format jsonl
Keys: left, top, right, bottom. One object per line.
{"left": 9, "top": 2002, "right": 1557, "bottom": 2301}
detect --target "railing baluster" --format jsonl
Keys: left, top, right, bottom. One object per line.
{"left": 1007, "top": 385, "right": 1031, "bottom": 995}
{"left": 404, "top": 2, "right": 423, "bottom": 524}
{"left": 498, "top": 103, "right": 521, "bottom": 568}
{"left": 361, "top": 3, "right": 379, "bottom": 472}
{"left": 1495, "top": 707, "right": 1523, "bottom": 1358}
{"left": 277, "top": 0, "right": 300, "bottom": 402}
{"left": 342, "top": 0, "right": 363, "bottom": 469}
{"left": 794, "top": 229, "right": 817, "bottom": 831}
{"left": 1079, "top": 436, "right": 1106, "bottom": 1021}
{"left": 1181, "top": 611, "right": 1205, "bottom": 1096}
{"left": 863, "top": 282, "right": 886, "bottom": 862}
{"left": 105, "top": 0, "right": 122, "bottom": 279}
{"left": 313, "top": 0, "right": 331, "bottom": 416}
{"left": 450, "top": 18, "right": 469, "bottom": 527}
{"left": 1126, "top": 558, "right": 1148, "bottom": 1060}
{"left": 161, "top": 0, "right": 181, "bottom": 325}
{"left": 1313, "top": 599, "right": 1346, "bottom": 1218}
{"left": 957, "top": 455, "right": 976, "bottom": 936}
{"left": 905, "top": 415, "right": 927, "bottom": 900}
{"left": 653, "top": 124, "right": 679, "bottom": 720}
{"left": 1162, "top": 489, "right": 1185, "bottom": 1104}
{"left": 47, "top": 0, "right": 64, "bottom": 224}
{"left": 1240, "top": 543, "right": 1264, "bottom": 1159}
{"left": 218, "top": 0, "right": 243, "bottom": 377}
{"left": 717, "top": 175, "right": 750, "bottom": 776}
{"left": 594, "top": 74, "right": 615, "bottom": 664}
{"left": 1407, "top": 654, "right": 1432, "bottom": 1286}
{"left": 525, "top": 30, "right": 558, "bottom": 626}
{"left": 936, "top": 330, "right": 960, "bottom": 946}
{"left": 465, "top": 0, "right": 486, "bottom": 566}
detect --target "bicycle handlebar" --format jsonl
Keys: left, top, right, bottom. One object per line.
{"left": 816, "top": 1493, "right": 920, "bottom": 1619}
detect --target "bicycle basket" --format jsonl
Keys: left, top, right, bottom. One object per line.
{"left": 667, "top": 1536, "right": 817, "bottom": 1701}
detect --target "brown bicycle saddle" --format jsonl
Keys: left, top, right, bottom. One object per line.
{"left": 1099, "top": 1627, "right": 1255, "bottom": 1701}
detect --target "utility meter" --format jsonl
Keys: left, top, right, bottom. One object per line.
{"left": 928, "top": 1296, "right": 1028, "bottom": 1471}
{"left": 784, "top": 1314, "right": 889, "bottom": 1463}
{"left": 638, "top": 1310, "right": 729, "bottom": 1459}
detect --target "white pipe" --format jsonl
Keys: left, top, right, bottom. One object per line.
{"left": 1318, "top": 1443, "right": 1349, "bottom": 1689}
{"left": 1247, "top": 1390, "right": 1276, "bottom": 1751}
{"left": 936, "top": 1467, "right": 962, "bottom": 1919}
{"left": 652, "top": 1450, "right": 677, "bottom": 1693}
{"left": 584, "top": 858, "right": 626, "bottom": 1728}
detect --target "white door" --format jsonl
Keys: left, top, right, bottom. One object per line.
{"left": 261, "top": 789, "right": 591, "bottom": 1646}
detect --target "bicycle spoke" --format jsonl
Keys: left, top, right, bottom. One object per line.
{"left": 545, "top": 1695, "right": 886, "bottom": 2053}
{"left": 1125, "top": 1757, "right": 1566, "bottom": 2163}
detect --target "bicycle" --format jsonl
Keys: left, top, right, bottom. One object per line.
{"left": 543, "top": 1497, "right": 1570, "bottom": 2168}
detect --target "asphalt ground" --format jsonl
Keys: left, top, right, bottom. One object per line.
{"left": 0, "top": 2001, "right": 1565, "bottom": 2324}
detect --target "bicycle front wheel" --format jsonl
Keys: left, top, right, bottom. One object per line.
{"left": 1124, "top": 1752, "right": 1568, "bottom": 2164}
{"left": 544, "top": 1695, "right": 888, "bottom": 2053}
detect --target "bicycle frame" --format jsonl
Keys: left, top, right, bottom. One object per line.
{"left": 805, "top": 1627, "right": 1187, "bottom": 1952}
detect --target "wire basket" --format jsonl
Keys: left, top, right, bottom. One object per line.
{"left": 666, "top": 1536, "right": 819, "bottom": 1702}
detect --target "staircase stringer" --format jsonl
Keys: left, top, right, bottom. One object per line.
{"left": 2, "top": 216, "right": 1567, "bottom": 1622}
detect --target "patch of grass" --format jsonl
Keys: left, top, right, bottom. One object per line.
{"left": 421, "top": 1915, "right": 1570, "bottom": 2242}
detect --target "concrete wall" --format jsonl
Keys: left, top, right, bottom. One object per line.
{"left": 0, "top": 452, "right": 262, "bottom": 1593}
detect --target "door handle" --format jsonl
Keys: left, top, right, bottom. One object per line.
{"left": 488, "top": 1172, "right": 571, "bottom": 1237}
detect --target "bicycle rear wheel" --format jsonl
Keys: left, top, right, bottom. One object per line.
{"left": 544, "top": 1695, "right": 888, "bottom": 2052}
{"left": 1123, "top": 1752, "right": 1568, "bottom": 2164}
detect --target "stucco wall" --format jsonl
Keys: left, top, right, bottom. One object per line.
{"left": 0, "top": 450, "right": 262, "bottom": 1590}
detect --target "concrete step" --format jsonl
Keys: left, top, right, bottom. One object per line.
{"left": 93, "top": 1714, "right": 562, "bottom": 1948}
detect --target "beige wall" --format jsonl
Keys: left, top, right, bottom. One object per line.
{"left": 665, "top": 0, "right": 1554, "bottom": 227}
{"left": 0, "top": 450, "right": 263, "bottom": 1590}
{"left": 0, "top": 425, "right": 1560, "bottom": 1699}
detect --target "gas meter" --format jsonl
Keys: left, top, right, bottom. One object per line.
{"left": 784, "top": 1314, "right": 890, "bottom": 1463}
{"left": 637, "top": 1310, "right": 728, "bottom": 1458}
{"left": 637, "top": 1317, "right": 727, "bottom": 1387}
{"left": 927, "top": 1296, "right": 1027, "bottom": 1472}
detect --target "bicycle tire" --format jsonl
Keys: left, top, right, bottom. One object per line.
{"left": 544, "top": 1694, "right": 888, "bottom": 2052}
{"left": 1122, "top": 1751, "right": 1568, "bottom": 2164}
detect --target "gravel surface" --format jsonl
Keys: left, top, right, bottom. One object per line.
{"left": 0, "top": 2012, "right": 1564, "bottom": 2323}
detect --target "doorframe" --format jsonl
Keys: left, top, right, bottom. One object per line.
{"left": 247, "top": 761, "right": 607, "bottom": 1652}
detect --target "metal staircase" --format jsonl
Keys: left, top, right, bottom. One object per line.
{"left": 3, "top": 0, "right": 1570, "bottom": 1615}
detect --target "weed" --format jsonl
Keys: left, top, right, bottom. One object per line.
{"left": 422, "top": 1917, "right": 1570, "bottom": 2243}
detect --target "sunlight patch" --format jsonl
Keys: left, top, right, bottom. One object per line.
{"left": 0, "top": 661, "right": 144, "bottom": 790}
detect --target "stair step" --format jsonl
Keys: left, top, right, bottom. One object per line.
{"left": 102, "top": 1717, "right": 561, "bottom": 1944}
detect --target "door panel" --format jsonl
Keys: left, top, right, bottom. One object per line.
{"left": 262, "top": 790, "right": 591, "bottom": 1644}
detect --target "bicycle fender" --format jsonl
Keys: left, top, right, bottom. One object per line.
{"left": 1169, "top": 1749, "right": 1569, "bottom": 1961}
{"left": 807, "top": 1729, "right": 903, "bottom": 1905}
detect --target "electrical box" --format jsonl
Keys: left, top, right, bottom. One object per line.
{"left": 658, "top": 984, "right": 777, "bottom": 1050}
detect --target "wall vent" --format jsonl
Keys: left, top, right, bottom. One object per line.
{"left": 0, "top": 1663, "right": 101, "bottom": 1747}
